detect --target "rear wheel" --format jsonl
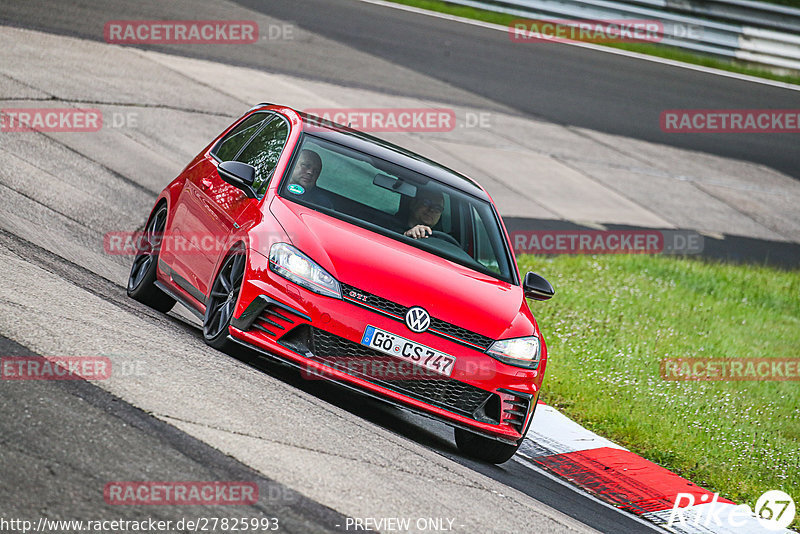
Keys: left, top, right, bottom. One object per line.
{"left": 454, "top": 427, "right": 521, "bottom": 464}
{"left": 203, "top": 249, "right": 246, "bottom": 351}
{"left": 127, "top": 203, "right": 175, "bottom": 313}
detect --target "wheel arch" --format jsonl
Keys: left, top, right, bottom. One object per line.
{"left": 208, "top": 240, "right": 248, "bottom": 299}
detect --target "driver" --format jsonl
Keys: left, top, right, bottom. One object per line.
{"left": 403, "top": 188, "right": 445, "bottom": 239}
{"left": 286, "top": 149, "right": 333, "bottom": 208}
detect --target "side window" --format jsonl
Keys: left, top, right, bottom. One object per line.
{"left": 471, "top": 206, "right": 501, "bottom": 274}
{"left": 211, "top": 113, "right": 269, "bottom": 162}
{"left": 439, "top": 194, "right": 452, "bottom": 233}
{"left": 235, "top": 118, "right": 290, "bottom": 197}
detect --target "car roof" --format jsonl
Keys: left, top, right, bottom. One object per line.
{"left": 255, "top": 103, "right": 490, "bottom": 201}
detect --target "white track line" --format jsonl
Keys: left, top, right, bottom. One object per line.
{"left": 356, "top": 0, "right": 800, "bottom": 92}
{"left": 521, "top": 403, "right": 627, "bottom": 456}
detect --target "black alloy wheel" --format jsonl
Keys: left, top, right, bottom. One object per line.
{"left": 127, "top": 203, "right": 175, "bottom": 313}
{"left": 203, "top": 249, "right": 246, "bottom": 350}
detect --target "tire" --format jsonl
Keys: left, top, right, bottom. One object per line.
{"left": 454, "top": 427, "right": 521, "bottom": 464}
{"left": 203, "top": 248, "right": 246, "bottom": 351}
{"left": 127, "top": 203, "right": 176, "bottom": 313}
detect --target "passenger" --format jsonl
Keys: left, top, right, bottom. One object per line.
{"left": 403, "top": 188, "right": 445, "bottom": 239}
{"left": 286, "top": 149, "right": 333, "bottom": 208}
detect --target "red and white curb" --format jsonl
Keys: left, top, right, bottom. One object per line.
{"left": 515, "top": 402, "right": 794, "bottom": 533}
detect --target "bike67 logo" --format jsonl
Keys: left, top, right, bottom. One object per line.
{"left": 668, "top": 489, "right": 795, "bottom": 530}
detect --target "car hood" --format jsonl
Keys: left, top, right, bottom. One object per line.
{"left": 270, "top": 198, "right": 532, "bottom": 341}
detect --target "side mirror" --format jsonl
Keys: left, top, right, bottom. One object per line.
{"left": 523, "top": 272, "right": 554, "bottom": 301}
{"left": 217, "top": 161, "right": 257, "bottom": 199}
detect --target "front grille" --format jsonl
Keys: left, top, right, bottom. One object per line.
{"left": 340, "top": 283, "right": 494, "bottom": 350}
{"left": 428, "top": 317, "right": 495, "bottom": 349}
{"left": 232, "top": 295, "right": 311, "bottom": 338}
{"left": 252, "top": 306, "right": 295, "bottom": 336}
{"left": 498, "top": 389, "right": 532, "bottom": 434}
{"left": 341, "top": 284, "right": 408, "bottom": 317}
{"left": 283, "top": 326, "right": 498, "bottom": 420}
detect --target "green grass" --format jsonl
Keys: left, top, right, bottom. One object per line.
{"left": 517, "top": 254, "right": 800, "bottom": 525}
{"left": 387, "top": 0, "right": 800, "bottom": 85}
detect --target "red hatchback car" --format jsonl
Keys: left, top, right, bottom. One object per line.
{"left": 127, "top": 104, "right": 554, "bottom": 463}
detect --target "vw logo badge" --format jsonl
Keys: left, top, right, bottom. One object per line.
{"left": 405, "top": 307, "right": 430, "bottom": 333}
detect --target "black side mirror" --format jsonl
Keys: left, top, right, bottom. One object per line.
{"left": 523, "top": 272, "right": 554, "bottom": 301}
{"left": 217, "top": 161, "right": 257, "bottom": 199}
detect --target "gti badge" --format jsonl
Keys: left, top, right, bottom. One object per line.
{"left": 347, "top": 290, "right": 368, "bottom": 303}
{"left": 405, "top": 306, "right": 430, "bottom": 333}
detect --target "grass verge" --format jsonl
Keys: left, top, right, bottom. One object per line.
{"left": 385, "top": 0, "right": 800, "bottom": 86}
{"left": 517, "top": 254, "right": 800, "bottom": 527}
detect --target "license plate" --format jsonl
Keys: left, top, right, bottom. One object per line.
{"left": 360, "top": 325, "right": 456, "bottom": 377}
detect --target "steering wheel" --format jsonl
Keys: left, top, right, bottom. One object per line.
{"left": 430, "top": 231, "right": 460, "bottom": 247}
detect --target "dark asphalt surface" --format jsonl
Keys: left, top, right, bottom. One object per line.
{"left": 240, "top": 0, "right": 800, "bottom": 178}
{"left": 224, "top": 344, "right": 664, "bottom": 534}
{"left": 0, "top": 229, "right": 658, "bottom": 533}
{"left": 1, "top": 0, "right": 798, "bottom": 178}
{"left": 0, "top": 334, "right": 348, "bottom": 533}
{"left": 1, "top": 1, "right": 778, "bottom": 532}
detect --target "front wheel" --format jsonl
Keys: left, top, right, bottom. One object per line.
{"left": 203, "top": 249, "right": 246, "bottom": 351}
{"left": 454, "top": 427, "right": 521, "bottom": 464}
{"left": 127, "top": 203, "right": 175, "bottom": 313}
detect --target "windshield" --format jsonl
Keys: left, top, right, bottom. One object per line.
{"left": 278, "top": 134, "right": 515, "bottom": 283}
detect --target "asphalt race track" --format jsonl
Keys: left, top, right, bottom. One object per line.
{"left": 0, "top": 334, "right": 348, "bottom": 533}
{"left": 1, "top": 1, "right": 798, "bottom": 533}
{"left": 2, "top": 0, "right": 799, "bottom": 177}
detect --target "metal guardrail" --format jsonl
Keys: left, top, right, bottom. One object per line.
{"left": 662, "top": 0, "right": 800, "bottom": 34}
{"left": 445, "top": 0, "right": 800, "bottom": 73}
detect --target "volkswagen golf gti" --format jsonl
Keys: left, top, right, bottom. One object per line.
{"left": 127, "top": 103, "right": 554, "bottom": 463}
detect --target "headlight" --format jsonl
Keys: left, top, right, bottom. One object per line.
{"left": 486, "top": 336, "right": 541, "bottom": 369}
{"left": 269, "top": 243, "right": 341, "bottom": 298}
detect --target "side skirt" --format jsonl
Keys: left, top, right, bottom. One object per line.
{"left": 154, "top": 281, "right": 204, "bottom": 320}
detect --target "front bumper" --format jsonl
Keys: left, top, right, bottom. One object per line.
{"left": 231, "top": 266, "right": 541, "bottom": 444}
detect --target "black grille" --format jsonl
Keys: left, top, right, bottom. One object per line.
{"left": 233, "top": 295, "right": 311, "bottom": 337}
{"left": 428, "top": 317, "right": 495, "bottom": 349}
{"left": 341, "top": 284, "right": 408, "bottom": 317}
{"left": 306, "top": 327, "right": 497, "bottom": 419}
{"left": 253, "top": 306, "right": 299, "bottom": 336}
{"left": 340, "top": 283, "right": 494, "bottom": 349}
{"left": 499, "top": 390, "right": 532, "bottom": 434}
